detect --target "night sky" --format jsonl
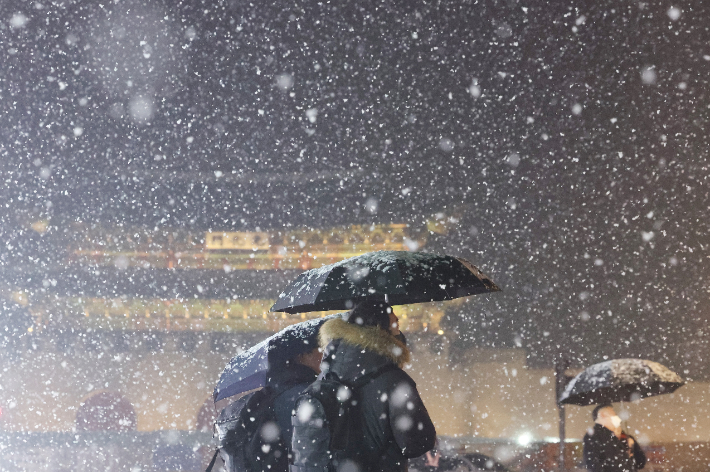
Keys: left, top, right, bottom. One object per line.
{"left": 1, "top": 0, "right": 709, "bottom": 377}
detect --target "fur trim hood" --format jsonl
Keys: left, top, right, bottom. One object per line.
{"left": 319, "top": 317, "right": 411, "bottom": 368}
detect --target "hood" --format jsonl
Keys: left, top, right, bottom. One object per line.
{"left": 319, "top": 318, "right": 410, "bottom": 380}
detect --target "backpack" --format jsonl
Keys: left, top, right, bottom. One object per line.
{"left": 289, "top": 364, "right": 397, "bottom": 472}
{"left": 206, "top": 388, "right": 283, "bottom": 472}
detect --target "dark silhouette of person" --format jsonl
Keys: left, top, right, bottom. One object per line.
{"left": 583, "top": 404, "right": 646, "bottom": 472}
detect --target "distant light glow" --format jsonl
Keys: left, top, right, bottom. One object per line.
{"left": 517, "top": 432, "right": 533, "bottom": 446}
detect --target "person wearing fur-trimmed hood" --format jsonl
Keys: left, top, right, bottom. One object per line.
{"left": 317, "top": 301, "right": 437, "bottom": 472}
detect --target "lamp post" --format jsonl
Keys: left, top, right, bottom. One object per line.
{"left": 555, "top": 357, "right": 572, "bottom": 472}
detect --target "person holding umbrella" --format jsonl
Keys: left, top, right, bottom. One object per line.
{"left": 292, "top": 300, "right": 436, "bottom": 472}
{"left": 583, "top": 404, "right": 646, "bottom": 472}
{"left": 211, "top": 317, "right": 332, "bottom": 472}
{"left": 272, "top": 251, "right": 499, "bottom": 472}
{"left": 559, "top": 358, "right": 683, "bottom": 472}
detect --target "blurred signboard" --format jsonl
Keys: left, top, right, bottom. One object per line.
{"left": 205, "top": 231, "right": 270, "bottom": 251}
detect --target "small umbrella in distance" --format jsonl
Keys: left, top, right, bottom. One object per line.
{"left": 270, "top": 250, "right": 500, "bottom": 314}
{"left": 558, "top": 358, "right": 685, "bottom": 406}
{"left": 555, "top": 358, "right": 684, "bottom": 471}
{"left": 213, "top": 315, "right": 339, "bottom": 402}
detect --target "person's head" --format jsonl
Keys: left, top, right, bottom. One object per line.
{"left": 269, "top": 320, "right": 325, "bottom": 373}
{"left": 592, "top": 403, "right": 622, "bottom": 431}
{"left": 295, "top": 347, "right": 323, "bottom": 374}
{"left": 592, "top": 403, "right": 614, "bottom": 421}
{"left": 347, "top": 301, "right": 398, "bottom": 334}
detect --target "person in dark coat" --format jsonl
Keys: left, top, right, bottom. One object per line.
{"left": 583, "top": 404, "right": 646, "bottom": 472}
{"left": 209, "top": 335, "right": 322, "bottom": 472}
{"left": 267, "top": 347, "right": 322, "bottom": 444}
{"left": 312, "top": 301, "right": 437, "bottom": 472}
{"left": 255, "top": 340, "right": 322, "bottom": 472}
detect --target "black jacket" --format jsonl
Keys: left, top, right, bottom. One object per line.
{"left": 583, "top": 423, "right": 646, "bottom": 472}
{"left": 266, "top": 363, "right": 319, "bottom": 472}
{"left": 317, "top": 318, "right": 437, "bottom": 472}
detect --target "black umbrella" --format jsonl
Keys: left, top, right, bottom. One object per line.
{"left": 270, "top": 250, "right": 500, "bottom": 314}
{"left": 213, "top": 315, "right": 339, "bottom": 402}
{"left": 558, "top": 358, "right": 685, "bottom": 406}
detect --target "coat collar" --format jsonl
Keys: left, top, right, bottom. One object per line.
{"left": 319, "top": 317, "right": 410, "bottom": 368}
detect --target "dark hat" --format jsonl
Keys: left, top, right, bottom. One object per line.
{"left": 346, "top": 300, "right": 392, "bottom": 330}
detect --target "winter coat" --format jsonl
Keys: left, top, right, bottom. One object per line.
{"left": 265, "top": 363, "right": 319, "bottom": 472}
{"left": 583, "top": 423, "right": 646, "bottom": 472}
{"left": 317, "top": 318, "right": 437, "bottom": 472}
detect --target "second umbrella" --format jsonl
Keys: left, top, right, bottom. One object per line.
{"left": 213, "top": 315, "right": 338, "bottom": 402}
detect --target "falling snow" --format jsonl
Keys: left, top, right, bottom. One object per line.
{"left": 1, "top": 0, "right": 710, "bottom": 470}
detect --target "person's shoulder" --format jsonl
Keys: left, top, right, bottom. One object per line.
{"left": 376, "top": 365, "right": 420, "bottom": 391}
{"left": 582, "top": 427, "right": 598, "bottom": 442}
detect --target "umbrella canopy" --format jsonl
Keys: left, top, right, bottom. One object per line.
{"left": 213, "top": 315, "right": 338, "bottom": 402}
{"left": 270, "top": 250, "right": 500, "bottom": 314}
{"left": 558, "top": 358, "right": 685, "bottom": 406}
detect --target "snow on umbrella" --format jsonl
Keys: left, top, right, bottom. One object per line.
{"left": 213, "top": 315, "right": 339, "bottom": 402}
{"left": 558, "top": 358, "right": 685, "bottom": 406}
{"left": 270, "top": 250, "right": 500, "bottom": 314}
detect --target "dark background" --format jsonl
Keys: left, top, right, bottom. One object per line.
{"left": 1, "top": 0, "right": 708, "bottom": 377}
